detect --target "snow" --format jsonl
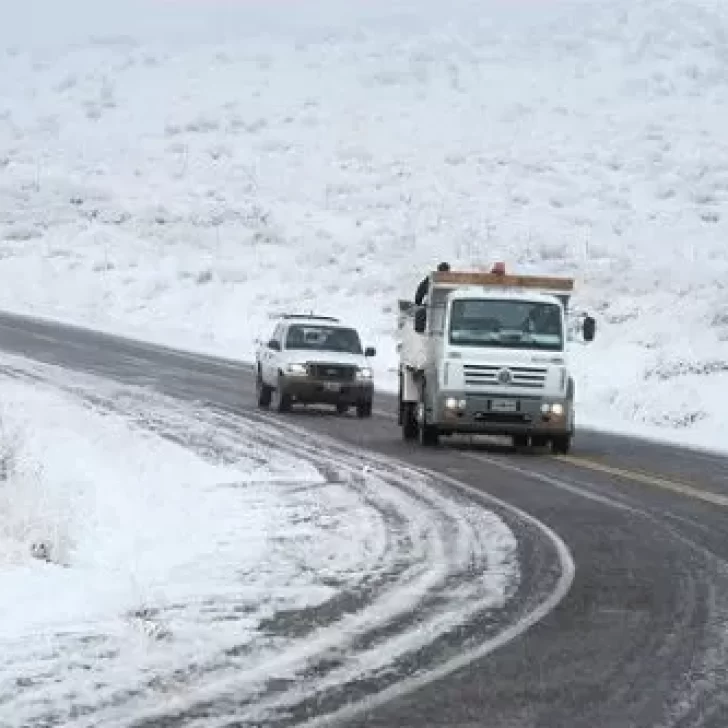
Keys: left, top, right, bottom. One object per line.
{"left": 0, "top": 358, "right": 520, "bottom": 726}
{"left": 1, "top": 0, "right": 728, "bottom": 449}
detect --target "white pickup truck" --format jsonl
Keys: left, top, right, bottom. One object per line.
{"left": 255, "top": 314, "right": 376, "bottom": 417}
{"left": 397, "top": 263, "right": 596, "bottom": 453}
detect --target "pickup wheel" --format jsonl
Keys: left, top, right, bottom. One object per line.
{"left": 551, "top": 434, "right": 572, "bottom": 455}
{"left": 256, "top": 369, "right": 272, "bottom": 408}
{"left": 356, "top": 400, "right": 373, "bottom": 418}
{"left": 273, "top": 377, "right": 292, "bottom": 413}
{"left": 336, "top": 402, "right": 349, "bottom": 415}
{"left": 512, "top": 434, "right": 529, "bottom": 448}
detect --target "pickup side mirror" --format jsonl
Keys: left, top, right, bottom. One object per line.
{"left": 267, "top": 339, "right": 281, "bottom": 351}
{"left": 583, "top": 315, "right": 596, "bottom": 342}
{"left": 414, "top": 306, "right": 427, "bottom": 334}
{"left": 365, "top": 346, "right": 376, "bottom": 357}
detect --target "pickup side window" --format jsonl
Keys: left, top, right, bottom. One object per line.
{"left": 268, "top": 323, "right": 283, "bottom": 349}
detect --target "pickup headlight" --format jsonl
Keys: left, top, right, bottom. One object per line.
{"left": 356, "top": 367, "right": 373, "bottom": 380}
{"left": 286, "top": 363, "right": 308, "bottom": 376}
{"left": 540, "top": 402, "right": 565, "bottom": 416}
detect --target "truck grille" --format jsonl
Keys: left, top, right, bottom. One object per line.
{"left": 463, "top": 364, "right": 547, "bottom": 390}
{"left": 307, "top": 363, "right": 357, "bottom": 381}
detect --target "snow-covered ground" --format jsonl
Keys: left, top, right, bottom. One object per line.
{"left": 1, "top": 0, "right": 728, "bottom": 450}
{"left": 0, "top": 357, "right": 522, "bottom": 726}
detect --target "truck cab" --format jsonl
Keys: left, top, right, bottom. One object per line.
{"left": 397, "top": 264, "right": 596, "bottom": 453}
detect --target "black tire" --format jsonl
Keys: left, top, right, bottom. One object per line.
{"left": 419, "top": 422, "right": 440, "bottom": 446}
{"left": 512, "top": 434, "right": 529, "bottom": 448}
{"left": 256, "top": 370, "right": 272, "bottom": 408}
{"left": 274, "top": 377, "right": 292, "bottom": 413}
{"left": 531, "top": 435, "right": 549, "bottom": 448}
{"left": 551, "top": 435, "right": 572, "bottom": 455}
{"left": 401, "top": 402, "right": 418, "bottom": 440}
{"left": 356, "top": 400, "right": 372, "bottom": 418}
{"left": 336, "top": 401, "right": 349, "bottom": 415}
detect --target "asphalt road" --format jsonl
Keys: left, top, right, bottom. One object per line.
{"left": 2, "top": 309, "right": 728, "bottom": 728}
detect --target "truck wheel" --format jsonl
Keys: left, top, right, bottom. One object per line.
{"left": 401, "top": 402, "right": 418, "bottom": 440}
{"left": 356, "top": 400, "right": 372, "bottom": 418}
{"left": 419, "top": 422, "right": 440, "bottom": 446}
{"left": 512, "top": 434, "right": 528, "bottom": 448}
{"left": 551, "top": 435, "right": 571, "bottom": 455}
{"left": 256, "top": 370, "right": 272, "bottom": 408}
{"left": 336, "top": 402, "right": 349, "bottom": 415}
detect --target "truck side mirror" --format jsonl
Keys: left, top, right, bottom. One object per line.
{"left": 267, "top": 339, "right": 281, "bottom": 351}
{"left": 365, "top": 346, "right": 376, "bottom": 357}
{"left": 583, "top": 316, "right": 596, "bottom": 342}
{"left": 414, "top": 306, "right": 427, "bottom": 334}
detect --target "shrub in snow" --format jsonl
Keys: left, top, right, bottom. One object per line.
{"left": 0, "top": 411, "right": 69, "bottom": 567}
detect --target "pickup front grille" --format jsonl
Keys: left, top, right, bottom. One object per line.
{"left": 307, "top": 363, "right": 357, "bottom": 381}
{"left": 464, "top": 364, "right": 547, "bottom": 389}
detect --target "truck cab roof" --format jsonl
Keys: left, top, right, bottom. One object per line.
{"left": 446, "top": 286, "right": 567, "bottom": 307}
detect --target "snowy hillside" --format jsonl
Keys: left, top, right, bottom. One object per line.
{"left": 1, "top": 0, "right": 728, "bottom": 449}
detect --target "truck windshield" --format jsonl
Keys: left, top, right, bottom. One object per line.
{"left": 285, "top": 325, "right": 363, "bottom": 354}
{"left": 448, "top": 299, "right": 563, "bottom": 351}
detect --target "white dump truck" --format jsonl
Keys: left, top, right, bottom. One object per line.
{"left": 397, "top": 263, "right": 596, "bottom": 453}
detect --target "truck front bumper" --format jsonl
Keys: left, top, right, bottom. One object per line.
{"left": 280, "top": 376, "right": 373, "bottom": 405}
{"left": 431, "top": 391, "right": 573, "bottom": 436}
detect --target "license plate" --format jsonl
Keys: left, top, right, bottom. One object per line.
{"left": 323, "top": 382, "right": 341, "bottom": 392}
{"left": 489, "top": 398, "right": 518, "bottom": 413}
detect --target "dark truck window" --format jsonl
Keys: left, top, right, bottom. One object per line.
{"left": 449, "top": 299, "right": 563, "bottom": 351}
{"left": 285, "top": 325, "right": 363, "bottom": 354}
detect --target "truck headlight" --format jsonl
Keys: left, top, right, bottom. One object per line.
{"left": 286, "top": 363, "right": 308, "bottom": 376}
{"left": 356, "top": 367, "right": 373, "bottom": 380}
{"left": 445, "top": 397, "right": 467, "bottom": 410}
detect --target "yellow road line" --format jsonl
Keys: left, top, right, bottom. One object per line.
{"left": 556, "top": 454, "right": 728, "bottom": 508}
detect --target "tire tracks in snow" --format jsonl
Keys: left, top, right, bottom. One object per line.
{"left": 0, "top": 360, "right": 572, "bottom": 728}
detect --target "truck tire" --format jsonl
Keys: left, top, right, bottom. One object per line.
{"left": 551, "top": 435, "right": 571, "bottom": 455}
{"left": 401, "top": 402, "right": 418, "bottom": 440}
{"left": 256, "top": 369, "right": 272, "bottom": 408}
{"left": 417, "top": 396, "right": 439, "bottom": 447}
{"left": 419, "top": 422, "right": 440, "bottom": 446}
{"left": 512, "top": 434, "right": 528, "bottom": 448}
{"left": 336, "top": 402, "right": 349, "bottom": 415}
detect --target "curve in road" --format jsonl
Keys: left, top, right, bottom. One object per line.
{"left": 2, "top": 310, "right": 728, "bottom": 728}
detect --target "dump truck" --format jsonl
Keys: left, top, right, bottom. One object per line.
{"left": 397, "top": 263, "right": 596, "bottom": 453}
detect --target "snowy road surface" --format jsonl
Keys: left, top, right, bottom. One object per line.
{"left": 0, "top": 344, "right": 572, "bottom": 728}
{"left": 3, "top": 312, "right": 728, "bottom": 727}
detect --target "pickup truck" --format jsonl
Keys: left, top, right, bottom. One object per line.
{"left": 255, "top": 313, "right": 376, "bottom": 417}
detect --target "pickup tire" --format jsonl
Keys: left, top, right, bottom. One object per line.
{"left": 336, "top": 402, "right": 349, "bottom": 415}
{"left": 273, "top": 376, "right": 292, "bottom": 413}
{"left": 356, "top": 400, "right": 373, "bottom": 418}
{"left": 256, "top": 369, "right": 272, "bottom": 408}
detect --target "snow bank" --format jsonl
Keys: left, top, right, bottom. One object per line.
{"left": 1, "top": 0, "right": 728, "bottom": 449}
{"left": 0, "top": 374, "right": 334, "bottom": 724}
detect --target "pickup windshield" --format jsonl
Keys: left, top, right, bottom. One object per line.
{"left": 448, "top": 299, "right": 563, "bottom": 351}
{"left": 285, "top": 324, "right": 363, "bottom": 354}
